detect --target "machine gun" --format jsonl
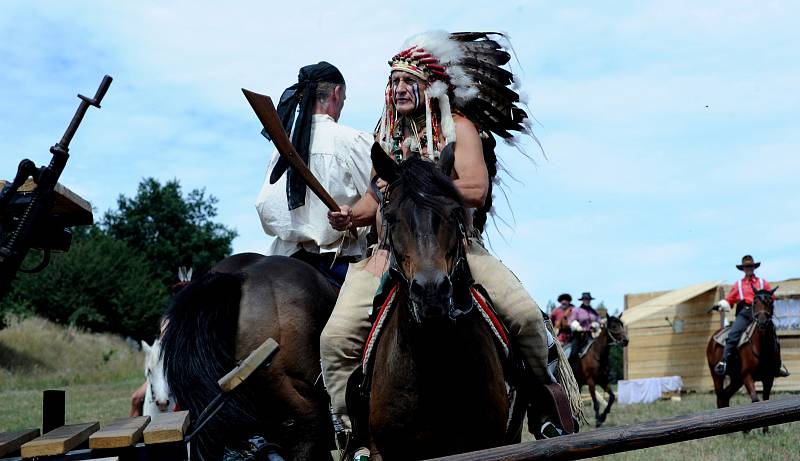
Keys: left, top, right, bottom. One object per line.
{"left": 0, "top": 75, "right": 112, "bottom": 298}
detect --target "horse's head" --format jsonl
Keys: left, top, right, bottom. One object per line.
{"left": 142, "top": 339, "right": 171, "bottom": 412}
{"left": 374, "top": 149, "right": 470, "bottom": 323}
{"left": 605, "top": 316, "right": 629, "bottom": 347}
{"left": 752, "top": 285, "right": 778, "bottom": 329}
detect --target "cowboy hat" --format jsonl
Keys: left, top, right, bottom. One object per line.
{"left": 557, "top": 293, "right": 572, "bottom": 303}
{"left": 736, "top": 255, "right": 761, "bottom": 271}
{"left": 578, "top": 292, "right": 595, "bottom": 301}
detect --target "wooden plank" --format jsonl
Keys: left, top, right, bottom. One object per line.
{"left": 428, "top": 396, "right": 800, "bottom": 461}
{"left": 143, "top": 411, "right": 190, "bottom": 444}
{"left": 85, "top": 458, "right": 120, "bottom": 461}
{"left": 89, "top": 416, "right": 151, "bottom": 449}
{"left": 20, "top": 422, "right": 99, "bottom": 457}
{"left": 219, "top": 338, "right": 279, "bottom": 393}
{"left": 0, "top": 428, "right": 40, "bottom": 457}
{"left": 0, "top": 178, "right": 93, "bottom": 226}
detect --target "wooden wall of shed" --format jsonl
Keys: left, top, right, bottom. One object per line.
{"left": 626, "top": 289, "right": 723, "bottom": 391}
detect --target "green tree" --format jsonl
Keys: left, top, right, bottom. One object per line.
{"left": 102, "top": 178, "right": 237, "bottom": 288}
{"left": 5, "top": 226, "right": 168, "bottom": 338}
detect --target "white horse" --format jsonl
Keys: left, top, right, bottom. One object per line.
{"left": 141, "top": 338, "right": 174, "bottom": 415}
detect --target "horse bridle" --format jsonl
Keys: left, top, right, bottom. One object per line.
{"left": 381, "top": 183, "right": 471, "bottom": 321}
{"left": 750, "top": 283, "right": 774, "bottom": 328}
{"left": 604, "top": 320, "right": 626, "bottom": 346}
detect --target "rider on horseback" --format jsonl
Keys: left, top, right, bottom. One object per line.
{"left": 551, "top": 293, "right": 575, "bottom": 344}
{"left": 713, "top": 255, "right": 790, "bottom": 377}
{"left": 255, "top": 62, "right": 373, "bottom": 286}
{"left": 321, "top": 31, "right": 580, "bottom": 454}
{"left": 567, "top": 292, "right": 602, "bottom": 362}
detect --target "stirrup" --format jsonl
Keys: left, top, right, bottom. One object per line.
{"left": 353, "top": 447, "right": 371, "bottom": 461}
{"left": 714, "top": 361, "right": 727, "bottom": 376}
{"left": 539, "top": 421, "right": 566, "bottom": 439}
{"left": 777, "top": 365, "right": 791, "bottom": 378}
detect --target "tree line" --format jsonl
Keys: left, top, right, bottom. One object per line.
{"left": 1, "top": 178, "right": 237, "bottom": 339}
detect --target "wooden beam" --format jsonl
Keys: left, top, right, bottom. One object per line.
{"left": 426, "top": 396, "right": 800, "bottom": 461}
{"left": 20, "top": 422, "right": 99, "bottom": 458}
{"left": 143, "top": 411, "right": 190, "bottom": 444}
{"left": 0, "top": 428, "right": 40, "bottom": 457}
{"left": 89, "top": 416, "right": 151, "bottom": 449}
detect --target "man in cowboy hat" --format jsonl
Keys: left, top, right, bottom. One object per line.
{"left": 713, "top": 255, "right": 790, "bottom": 377}
{"left": 567, "top": 292, "right": 601, "bottom": 362}
{"left": 551, "top": 294, "right": 575, "bottom": 344}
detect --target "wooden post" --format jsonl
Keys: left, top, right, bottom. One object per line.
{"left": 42, "top": 390, "right": 65, "bottom": 434}
{"left": 426, "top": 396, "right": 800, "bottom": 461}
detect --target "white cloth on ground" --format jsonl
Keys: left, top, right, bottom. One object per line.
{"left": 255, "top": 114, "right": 373, "bottom": 257}
{"left": 617, "top": 376, "right": 683, "bottom": 405}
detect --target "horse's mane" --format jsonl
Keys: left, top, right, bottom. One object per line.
{"left": 394, "top": 156, "right": 464, "bottom": 211}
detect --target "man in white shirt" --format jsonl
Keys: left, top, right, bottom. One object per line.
{"left": 255, "top": 62, "right": 373, "bottom": 286}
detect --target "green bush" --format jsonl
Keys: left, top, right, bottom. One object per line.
{"left": 5, "top": 227, "right": 168, "bottom": 339}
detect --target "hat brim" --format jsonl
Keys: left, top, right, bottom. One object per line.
{"left": 736, "top": 262, "right": 761, "bottom": 270}
{"left": 579, "top": 296, "right": 595, "bottom": 301}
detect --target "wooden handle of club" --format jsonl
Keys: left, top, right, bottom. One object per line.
{"left": 217, "top": 338, "right": 279, "bottom": 393}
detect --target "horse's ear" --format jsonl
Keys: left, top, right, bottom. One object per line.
{"left": 771, "top": 286, "right": 779, "bottom": 295}
{"left": 371, "top": 142, "right": 399, "bottom": 184}
{"left": 141, "top": 340, "right": 151, "bottom": 354}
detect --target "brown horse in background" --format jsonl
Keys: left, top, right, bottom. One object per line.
{"left": 161, "top": 253, "right": 338, "bottom": 460}
{"left": 707, "top": 287, "right": 779, "bottom": 431}
{"left": 364, "top": 156, "right": 523, "bottom": 460}
{"left": 570, "top": 316, "right": 628, "bottom": 427}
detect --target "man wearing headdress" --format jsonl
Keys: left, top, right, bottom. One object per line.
{"left": 712, "top": 255, "right": 789, "bottom": 377}
{"left": 321, "top": 32, "right": 580, "bottom": 448}
{"left": 255, "top": 62, "right": 373, "bottom": 286}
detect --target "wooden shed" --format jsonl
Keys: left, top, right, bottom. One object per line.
{"left": 624, "top": 279, "right": 800, "bottom": 392}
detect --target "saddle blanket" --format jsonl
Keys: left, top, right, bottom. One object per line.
{"left": 362, "top": 283, "right": 511, "bottom": 373}
{"left": 618, "top": 376, "right": 683, "bottom": 405}
{"left": 713, "top": 322, "right": 757, "bottom": 347}
{"left": 563, "top": 338, "right": 595, "bottom": 360}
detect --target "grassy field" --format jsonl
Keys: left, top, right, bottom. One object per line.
{"left": 1, "top": 316, "right": 799, "bottom": 460}
{"left": 0, "top": 316, "right": 143, "bottom": 431}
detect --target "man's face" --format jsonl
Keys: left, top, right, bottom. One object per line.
{"left": 391, "top": 70, "right": 426, "bottom": 116}
{"left": 582, "top": 299, "right": 591, "bottom": 307}
{"left": 743, "top": 263, "right": 755, "bottom": 277}
{"left": 560, "top": 300, "right": 571, "bottom": 309}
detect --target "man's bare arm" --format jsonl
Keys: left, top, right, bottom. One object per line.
{"left": 451, "top": 116, "right": 489, "bottom": 208}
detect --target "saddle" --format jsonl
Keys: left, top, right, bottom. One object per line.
{"left": 713, "top": 322, "right": 757, "bottom": 348}
{"left": 564, "top": 337, "right": 595, "bottom": 360}
{"left": 346, "top": 279, "right": 575, "bottom": 453}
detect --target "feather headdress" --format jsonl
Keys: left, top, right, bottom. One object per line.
{"left": 377, "top": 31, "right": 531, "bottom": 161}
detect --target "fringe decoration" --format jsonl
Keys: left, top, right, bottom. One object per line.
{"left": 545, "top": 320, "right": 586, "bottom": 424}
{"left": 424, "top": 91, "right": 434, "bottom": 160}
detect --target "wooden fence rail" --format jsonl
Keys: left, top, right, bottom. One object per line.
{"left": 427, "top": 396, "right": 800, "bottom": 461}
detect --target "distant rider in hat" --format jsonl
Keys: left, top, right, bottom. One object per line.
{"left": 567, "top": 292, "right": 601, "bottom": 362}
{"left": 713, "top": 255, "right": 790, "bottom": 377}
{"left": 550, "top": 294, "right": 575, "bottom": 344}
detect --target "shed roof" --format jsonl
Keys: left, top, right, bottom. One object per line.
{"left": 623, "top": 281, "right": 719, "bottom": 326}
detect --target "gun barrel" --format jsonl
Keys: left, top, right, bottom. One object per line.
{"left": 59, "top": 75, "right": 113, "bottom": 148}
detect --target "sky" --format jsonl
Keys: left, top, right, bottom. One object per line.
{"left": 1, "top": 1, "right": 798, "bottom": 313}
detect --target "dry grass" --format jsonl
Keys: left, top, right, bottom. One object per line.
{"left": 0, "top": 316, "right": 144, "bottom": 432}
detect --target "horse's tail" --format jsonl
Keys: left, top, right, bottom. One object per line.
{"left": 161, "top": 271, "right": 258, "bottom": 460}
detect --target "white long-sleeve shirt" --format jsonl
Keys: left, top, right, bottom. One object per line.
{"left": 255, "top": 114, "right": 373, "bottom": 258}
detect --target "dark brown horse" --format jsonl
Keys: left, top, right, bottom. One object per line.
{"left": 161, "top": 253, "right": 337, "bottom": 460}
{"left": 569, "top": 316, "right": 628, "bottom": 427}
{"left": 707, "top": 287, "right": 779, "bottom": 431}
{"left": 365, "top": 156, "right": 521, "bottom": 461}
